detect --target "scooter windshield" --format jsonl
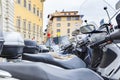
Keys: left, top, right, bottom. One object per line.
{"left": 80, "top": 0, "right": 119, "bottom": 27}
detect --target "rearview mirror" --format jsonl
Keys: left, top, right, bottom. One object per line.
{"left": 80, "top": 24, "right": 95, "bottom": 34}
{"left": 115, "top": 0, "right": 120, "bottom": 10}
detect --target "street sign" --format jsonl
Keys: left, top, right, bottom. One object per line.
{"left": 47, "top": 33, "right": 51, "bottom": 38}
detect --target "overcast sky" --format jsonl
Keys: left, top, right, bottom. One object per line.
{"left": 43, "top": 0, "right": 119, "bottom": 30}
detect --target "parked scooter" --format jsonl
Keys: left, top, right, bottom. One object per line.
{"left": 0, "top": 32, "right": 19, "bottom": 80}
{"left": 0, "top": 31, "right": 103, "bottom": 80}
{"left": 93, "top": 15, "right": 120, "bottom": 80}
{"left": 0, "top": 23, "right": 104, "bottom": 80}
{"left": 22, "top": 38, "right": 86, "bottom": 69}
{"left": 39, "top": 44, "right": 49, "bottom": 53}
{"left": 23, "top": 6, "right": 120, "bottom": 71}
{"left": 0, "top": 1, "right": 119, "bottom": 80}
{"left": 79, "top": 6, "right": 120, "bottom": 80}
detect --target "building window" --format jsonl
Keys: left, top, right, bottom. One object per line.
{"left": 23, "top": 19, "right": 26, "bottom": 30}
{"left": 57, "top": 23, "right": 61, "bottom": 27}
{"left": 24, "top": 0, "right": 27, "bottom": 7}
{"left": 33, "top": 24, "right": 36, "bottom": 32}
{"left": 17, "top": 0, "right": 21, "bottom": 4}
{"left": 24, "top": 34, "right": 26, "bottom": 38}
{"left": 40, "top": 27, "right": 42, "bottom": 37}
{"left": 64, "top": 13, "right": 67, "bottom": 15}
{"left": 40, "top": 11, "right": 42, "bottom": 18}
{"left": 67, "top": 23, "right": 70, "bottom": 27}
{"left": 17, "top": 18, "right": 21, "bottom": 28}
{"left": 74, "top": 12, "right": 77, "bottom": 15}
{"left": 67, "top": 29, "right": 70, "bottom": 33}
{"left": 67, "top": 17, "right": 71, "bottom": 21}
{"left": 33, "top": 5, "right": 36, "bottom": 14}
{"left": 28, "top": 22, "right": 31, "bottom": 32}
{"left": 40, "top": 28, "right": 41, "bottom": 34}
{"left": 68, "top": 34, "right": 70, "bottom": 37}
{"left": 37, "top": 9, "right": 39, "bottom": 16}
{"left": 72, "top": 17, "right": 75, "bottom": 20}
{"left": 40, "top": 0, "right": 45, "bottom": 2}
{"left": 37, "top": 25, "right": 39, "bottom": 34}
{"left": 16, "top": 18, "right": 21, "bottom": 32}
{"left": 28, "top": 2, "right": 31, "bottom": 11}
{"left": 56, "top": 17, "right": 61, "bottom": 21}
{"left": 68, "top": 13, "right": 71, "bottom": 15}
{"left": 29, "top": 35, "right": 31, "bottom": 39}
{"left": 72, "top": 17, "right": 79, "bottom": 20}
{"left": 75, "top": 17, "right": 79, "bottom": 20}
{"left": 57, "top": 29, "right": 60, "bottom": 32}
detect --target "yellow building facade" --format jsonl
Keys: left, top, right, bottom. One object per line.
{"left": 46, "top": 11, "right": 83, "bottom": 40}
{"left": 14, "top": 0, "right": 45, "bottom": 43}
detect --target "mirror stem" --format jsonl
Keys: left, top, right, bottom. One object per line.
{"left": 104, "top": 7, "right": 111, "bottom": 23}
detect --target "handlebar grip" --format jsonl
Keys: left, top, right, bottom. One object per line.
{"left": 62, "top": 44, "right": 73, "bottom": 51}
{"left": 90, "top": 39, "right": 106, "bottom": 48}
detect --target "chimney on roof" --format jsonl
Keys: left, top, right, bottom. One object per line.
{"left": 55, "top": 10, "right": 57, "bottom": 12}
{"left": 62, "top": 9, "right": 64, "bottom": 12}
{"left": 47, "top": 14, "right": 50, "bottom": 18}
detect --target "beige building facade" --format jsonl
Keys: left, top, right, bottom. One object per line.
{"left": 46, "top": 11, "right": 83, "bottom": 40}
{"left": 14, "top": 0, "right": 45, "bottom": 43}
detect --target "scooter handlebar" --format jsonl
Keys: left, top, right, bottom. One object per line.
{"left": 90, "top": 29, "right": 120, "bottom": 48}
{"left": 90, "top": 39, "right": 106, "bottom": 48}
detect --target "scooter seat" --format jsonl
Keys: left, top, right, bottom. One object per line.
{"left": 0, "top": 62, "right": 103, "bottom": 80}
{"left": 22, "top": 53, "right": 86, "bottom": 69}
